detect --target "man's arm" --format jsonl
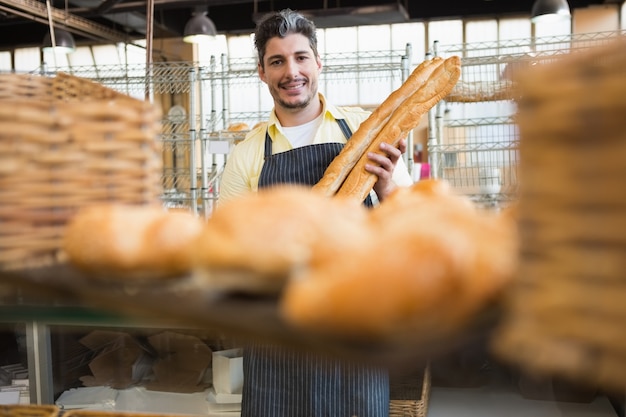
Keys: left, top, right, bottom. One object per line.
{"left": 218, "top": 150, "right": 254, "bottom": 204}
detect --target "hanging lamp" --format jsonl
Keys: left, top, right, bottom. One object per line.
{"left": 42, "top": 0, "right": 75, "bottom": 54}
{"left": 42, "top": 27, "right": 76, "bottom": 54}
{"left": 531, "top": 0, "right": 571, "bottom": 23}
{"left": 183, "top": 11, "right": 217, "bottom": 44}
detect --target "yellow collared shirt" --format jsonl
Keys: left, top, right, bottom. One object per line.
{"left": 219, "top": 93, "right": 411, "bottom": 203}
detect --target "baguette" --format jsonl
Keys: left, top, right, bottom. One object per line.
{"left": 335, "top": 55, "right": 461, "bottom": 201}
{"left": 312, "top": 56, "right": 444, "bottom": 197}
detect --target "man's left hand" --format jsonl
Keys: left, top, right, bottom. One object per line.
{"left": 365, "top": 138, "right": 407, "bottom": 202}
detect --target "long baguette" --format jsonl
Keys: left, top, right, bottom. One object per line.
{"left": 335, "top": 55, "right": 462, "bottom": 202}
{"left": 312, "top": 56, "right": 444, "bottom": 197}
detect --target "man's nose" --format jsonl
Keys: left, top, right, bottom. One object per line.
{"left": 285, "top": 58, "right": 299, "bottom": 77}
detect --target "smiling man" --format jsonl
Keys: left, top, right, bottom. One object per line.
{"left": 260, "top": 30, "right": 322, "bottom": 116}
{"left": 218, "top": 9, "right": 411, "bottom": 204}
{"left": 218, "top": 9, "right": 413, "bottom": 416}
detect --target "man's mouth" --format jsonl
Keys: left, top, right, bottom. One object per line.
{"left": 281, "top": 80, "right": 306, "bottom": 91}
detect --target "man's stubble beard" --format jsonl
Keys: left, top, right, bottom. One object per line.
{"left": 273, "top": 79, "right": 318, "bottom": 111}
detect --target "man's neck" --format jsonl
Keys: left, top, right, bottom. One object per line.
{"left": 275, "top": 95, "right": 323, "bottom": 127}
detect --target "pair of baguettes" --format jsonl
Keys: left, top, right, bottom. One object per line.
{"left": 312, "top": 55, "right": 461, "bottom": 201}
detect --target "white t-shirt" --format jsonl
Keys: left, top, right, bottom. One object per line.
{"left": 282, "top": 112, "right": 323, "bottom": 148}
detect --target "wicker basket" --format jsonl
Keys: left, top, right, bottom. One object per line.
{"left": 63, "top": 410, "right": 190, "bottom": 417}
{"left": 0, "top": 72, "right": 163, "bottom": 270}
{"left": 491, "top": 36, "right": 626, "bottom": 393}
{"left": 0, "top": 405, "right": 59, "bottom": 417}
{"left": 389, "top": 364, "right": 431, "bottom": 417}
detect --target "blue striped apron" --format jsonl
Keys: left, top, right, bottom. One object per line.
{"left": 241, "top": 119, "right": 387, "bottom": 417}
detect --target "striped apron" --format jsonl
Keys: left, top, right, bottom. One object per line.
{"left": 241, "top": 120, "right": 387, "bottom": 417}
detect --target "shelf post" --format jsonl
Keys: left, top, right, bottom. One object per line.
{"left": 25, "top": 321, "right": 53, "bottom": 405}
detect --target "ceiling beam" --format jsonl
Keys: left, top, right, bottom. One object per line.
{"left": 92, "top": 0, "right": 123, "bottom": 15}
{"left": 0, "top": 0, "right": 131, "bottom": 42}
{"left": 69, "top": 0, "right": 250, "bottom": 16}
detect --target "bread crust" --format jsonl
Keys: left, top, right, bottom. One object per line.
{"left": 334, "top": 56, "right": 461, "bottom": 201}
{"left": 311, "top": 57, "right": 444, "bottom": 197}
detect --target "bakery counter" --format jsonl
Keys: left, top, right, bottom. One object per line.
{"left": 3, "top": 265, "right": 622, "bottom": 416}
{"left": 0, "top": 263, "right": 497, "bottom": 371}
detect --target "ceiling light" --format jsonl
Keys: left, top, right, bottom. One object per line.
{"left": 42, "top": 28, "right": 76, "bottom": 54}
{"left": 183, "top": 11, "right": 217, "bottom": 44}
{"left": 531, "top": 0, "right": 571, "bottom": 23}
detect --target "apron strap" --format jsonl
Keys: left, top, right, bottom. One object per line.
{"left": 336, "top": 118, "right": 353, "bottom": 140}
{"left": 263, "top": 129, "right": 273, "bottom": 159}
{"left": 263, "top": 118, "right": 352, "bottom": 158}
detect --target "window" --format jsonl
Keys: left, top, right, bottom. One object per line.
{"left": 0, "top": 51, "right": 11, "bottom": 71}
{"left": 499, "top": 18, "right": 531, "bottom": 42}
{"left": 428, "top": 20, "right": 463, "bottom": 52}
{"left": 391, "top": 22, "right": 426, "bottom": 64}
{"left": 534, "top": 17, "right": 571, "bottom": 38}
{"left": 15, "top": 47, "right": 42, "bottom": 73}
{"left": 466, "top": 19, "right": 498, "bottom": 44}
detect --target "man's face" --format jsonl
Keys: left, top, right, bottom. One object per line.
{"left": 258, "top": 33, "right": 322, "bottom": 112}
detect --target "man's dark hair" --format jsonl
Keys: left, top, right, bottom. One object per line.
{"left": 254, "top": 9, "right": 319, "bottom": 68}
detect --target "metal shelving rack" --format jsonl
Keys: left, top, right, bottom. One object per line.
{"left": 60, "top": 46, "right": 411, "bottom": 214}
{"left": 429, "top": 30, "right": 626, "bottom": 207}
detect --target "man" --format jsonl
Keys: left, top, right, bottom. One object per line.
{"left": 219, "top": 9, "right": 412, "bottom": 204}
{"left": 218, "top": 8, "right": 412, "bottom": 417}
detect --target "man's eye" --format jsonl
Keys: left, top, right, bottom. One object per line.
{"left": 269, "top": 60, "right": 282, "bottom": 66}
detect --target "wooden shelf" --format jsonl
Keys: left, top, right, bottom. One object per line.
{"left": 0, "top": 264, "right": 498, "bottom": 372}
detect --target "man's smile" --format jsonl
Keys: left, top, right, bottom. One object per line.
{"left": 281, "top": 80, "right": 306, "bottom": 91}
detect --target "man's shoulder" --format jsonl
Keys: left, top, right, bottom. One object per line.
{"left": 237, "top": 124, "right": 266, "bottom": 145}
{"left": 228, "top": 126, "right": 266, "bottom": 158}
{"left": 332, "top": 105, "right": 371, "bottom": 124}
{"left": 334, "top": 104, "right": 370, "bottom": 115}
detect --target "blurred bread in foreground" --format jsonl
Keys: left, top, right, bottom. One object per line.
{"left": 192, "top": 185, "right": 371, "bottom": 294}
{"left": 63, "top": 204, "right": 204, "bottom": 280}
{"left": 281, "top": 179, "right": 519, "bottom": 341}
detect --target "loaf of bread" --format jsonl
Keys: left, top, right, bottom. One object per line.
{"left": 371, "top": 180, "right": 518, "bottom": 313}
{"left": 252, "top": 121, "right": 267, "bottom": 130}
{"left": 192, "top": 185, "right": 372, "bottom": 294}
{"left": 334, "top": 56, "right": 462, "bottom": 201}
{"left": 312, "top": 57, "right": 444, "bottom": 198}
{"left": 63, "top": 204, "right": 204, "bottom": 280}
{"left": 280, "top": 179, "right": 518, "bottom": 341}
{"left": 227, "top": 122, "right": 249, "bottom": 131}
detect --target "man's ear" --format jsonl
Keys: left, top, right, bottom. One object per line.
{"left": 316, "top": 56, "right": 323, "bottom": 73}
